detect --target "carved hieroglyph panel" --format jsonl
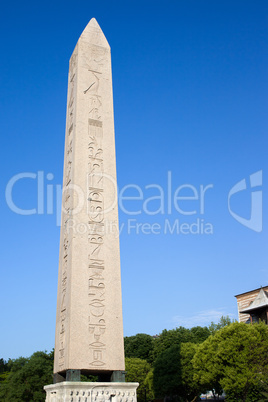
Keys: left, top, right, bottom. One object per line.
{"left": 56, "top": 46, "right": 78, "bottom": 371}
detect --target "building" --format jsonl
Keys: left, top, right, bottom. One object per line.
{"left": 235, "top": 286, "right": 268, "bottom": 324}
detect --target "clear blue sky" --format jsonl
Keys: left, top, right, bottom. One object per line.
{"left": 1, "top": 0, "right": 267, "bottom": 360}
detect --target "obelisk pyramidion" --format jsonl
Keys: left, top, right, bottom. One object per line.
{"left": 54, "top": 18, "right": 125, "bottom": 379}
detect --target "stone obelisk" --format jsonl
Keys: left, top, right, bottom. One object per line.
{"left": 44, "top": 21, "right": 137, "bottom": 400}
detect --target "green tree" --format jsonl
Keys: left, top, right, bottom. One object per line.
{"left": 189, "top": 326, "right": 210, "bottom": 344}
{"left": 152, "top": 326, "right": 210, "bottom": 363}
{"left": 144, "top": 369, "right": 154, "bottom": 401}
{"left": 0, "top": 359, "right": 9, "bottom": 375}
{"left": 0, "top": 358, "right": 11, "bottom": 385}
{"left": 180, "top": 343, "right": 204, "bottom": 402}
{"left": 153, "top": 343, "right": 205, "bottom": 402}
{"left": 153, "top": 344, "right": 182, "bottom": 399}
{"left": 208, "top": 315, "right": 234, "bottom": 335}
{"left": 152, "top": 327, "right": 191, "bottom": 361}
{"left": 193, "top": 322, "right": 268, "bottom": 401}
{"left": 125, "top": 357, "right": 152, "bottom": 402}
{"left": 0, "top": 351, "right": 53, "bottom": 401}
{"left": 124, "top": 333, "right": 154, "bottom": 363}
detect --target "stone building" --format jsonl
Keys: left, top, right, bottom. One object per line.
{"left": 235, "top": 286, "right": 268, "bottom": 324}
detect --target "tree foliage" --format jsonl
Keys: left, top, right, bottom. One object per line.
{"left": 0, "top": 359, "right": 9, "bottom": 375}
{"left": 124, "top": 333, "right": 154, "bottom": 363}
{"left": 208, "top": 315, "right": 235, "bottom": 335}
{"left": 153, "top": 326, "right": 210, "bottom": 361}
{"left": 180, "top": 343, "right": 203, "bottom": 402}
{"left": 0, "top": 351, "right": 53, "bottom": 401}
{"left": 153, "top": 342, "right": 204, "bottom": 401}
{"left": 153, "top": 344, "right": 182, "bottom": 398}
{"left": 144, "top": 369, "right": 154, "bottom": 401}
{"left": 125, "top": 357, "right": 152, "bottom": 402}
{"left": 153, "top": 327, "right": 190, "bottom": 361}
{"left": 189, "top": 326, "right": 211, "bottom": 344}
{"left": 1, "top": 319, "right": 267, "bottom": 402}
{"left": 193, "top": 322, "right": 268, "bottom": 401}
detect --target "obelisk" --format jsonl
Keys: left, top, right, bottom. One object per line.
{"left": 51, "top": 18, "right": 127, "bottom": 382}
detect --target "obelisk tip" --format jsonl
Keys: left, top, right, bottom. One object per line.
{"left": 88, "top": 17, "right": 98, "bottom": 27}
{"left": 80, "top": 18, "right": 110, "bottom": 48}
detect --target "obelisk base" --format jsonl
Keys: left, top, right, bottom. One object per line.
{"left": 44, "top": 382, "right": 139, "bottom": 402}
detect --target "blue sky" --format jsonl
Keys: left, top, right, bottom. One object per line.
{"left": 1, "top": 0, "right": 267, "bottom": 360}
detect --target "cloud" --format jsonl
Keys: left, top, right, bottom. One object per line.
{"left": 172, "top": 309, "right": 236, "bottom": 329}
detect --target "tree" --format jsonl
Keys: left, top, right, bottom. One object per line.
{"left": 152, "top": 327, "right": 191, "bottom": 361}
{"left": 125, "top": 357, "right": 152, "bottom": 402}
{"left": 0, "top": 359, "right": 9, "bottom": 375}
{"left": 152, "top": 326, "right": 210, "bottom": 363}
{"left": 144, "top": 369, "right": 154, "bottom": 401}
{"left": 124, "top": 333, "right": 154, "bottom": 363}
{"left": 153, "top": 343, "right": 205, "bottom": 402}
{"left": 208, "top": 315, "right": 234, "bottom": 335}
{"left": 193, "top": 322, "right": 268, "bottom": 401}
{"left": 153, "top": 344, "right": 182, "bottom": 398}
{"left": 193, "top": 333, "right": 223, "bottom": 398}
{"left": 0, "top": 351, "right": 53, "bottom": 401}
{"left": 180, "top": 343, "right": 204, "bottom": 402}
{"left": 189, "top": 326, "right": 210, "bottom": 344}
{"left": 0, "top": 358, "right": 11, "bottom": 385}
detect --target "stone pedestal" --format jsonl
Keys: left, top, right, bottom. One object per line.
{"left": 44, "top": 382, "right": 139, "bottom": 402}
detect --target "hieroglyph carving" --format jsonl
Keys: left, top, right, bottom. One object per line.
{"left": 86, "top": 46, "right": 108, "bottom": 367}
{"left": 57, "top": 47, "right": 77, "bottom": 370}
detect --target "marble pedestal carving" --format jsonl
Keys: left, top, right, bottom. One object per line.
{"left": 44, "top": 382, "right": 139, "bottom": 402}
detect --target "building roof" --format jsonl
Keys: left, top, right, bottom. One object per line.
{"left": 234, "top": 285, "right": 268, "bottom": 298}
{"left": 240, "top": 288, "right": 268, "bottom": 314}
